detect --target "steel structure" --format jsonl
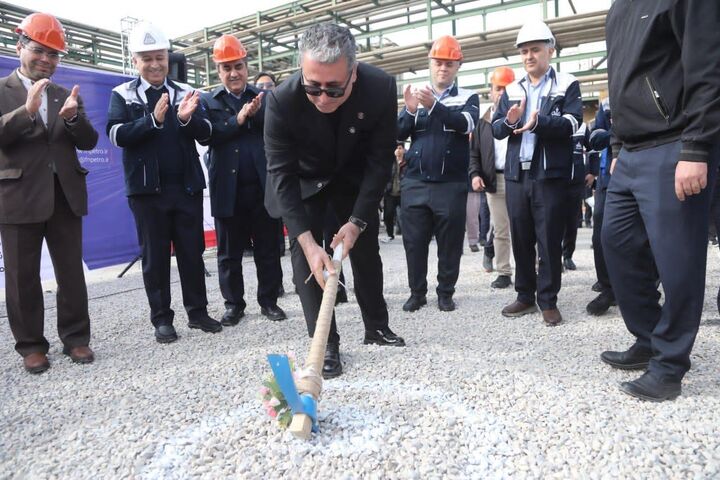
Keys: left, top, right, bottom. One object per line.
{"left": 0, "top": 0, "right": 608, "bottom": 99}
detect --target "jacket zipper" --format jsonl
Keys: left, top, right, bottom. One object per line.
{"left": 645, "top": 76, "right": 670, "bottom": 124}
{"left": 143, "top": 164, "right": 147, "bottom": 186}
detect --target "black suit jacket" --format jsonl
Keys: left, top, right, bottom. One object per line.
{"left": 264, "top": 62, "right": 397, "bottom": 238}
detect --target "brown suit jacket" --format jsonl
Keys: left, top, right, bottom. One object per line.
{"left": 0, "top": 70, "right": 98, "bottom": 224}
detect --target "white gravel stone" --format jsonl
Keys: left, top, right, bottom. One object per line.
{"left": 1, "top": 230, "right": 720, "bottom": 478}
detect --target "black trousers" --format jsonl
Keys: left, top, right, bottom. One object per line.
{"left": 383, "top": 192, "right": 401, "bottom": 237}
{"left": 401, "top": 179, "right": 467, "bottom": 297}
{"left": 562, "top": 182, "right": 584, "bottom": 260}
{"left": 128, "top": 186, "right": 208, "bottom": 327}
{"left": 602, "top": 141, "right": 719, "bottom": 381}
{"left": 215, "top": 184, "right": 282, "bottom": 311}
{"left": 506, "top": 171, "right": 566, "bottom": 310}
{"left": 591, "top": 185, "right": 612, "bottom": 293}
{"left": 289, "top": 186, "right": 388, "bottom": 344}
{"left": 0, "top": 177, "right": 90, "bottom": 356}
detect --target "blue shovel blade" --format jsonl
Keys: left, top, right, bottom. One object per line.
{"left": 267, "top": 354, "right": 319, "bottom": 432}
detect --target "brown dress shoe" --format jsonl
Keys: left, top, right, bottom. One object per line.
{"left": 501, "top": 301, "right": 538, "bottom": 317}
{"left": 63, "top": 345, "right": 95, "bottom": 364}
{"left": 23, "top": 352, "right": 50, "bottom": 374}
{"left": 542, "top": 308, "right": 563, "bottom": 326}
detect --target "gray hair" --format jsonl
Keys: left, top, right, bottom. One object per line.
{"left": 299, "top": 23, "right": 356, "bottom": 68}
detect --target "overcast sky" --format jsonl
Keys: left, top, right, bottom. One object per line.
{"left": 15, "top": 0, "right": 292, "bottom": 38}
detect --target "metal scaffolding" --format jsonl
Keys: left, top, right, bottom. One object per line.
{"left": 0, "top": 0, "right": 609, "bottom": 99}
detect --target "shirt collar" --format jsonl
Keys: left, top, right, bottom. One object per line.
{"left": 224, "top": 85, "right": 246, "bottom": 99}
{"left": 432, "top": 82, "right": 457, "bottom": 100}
{"left": 524, "top": 67, "right": 552, "bottom": 88}
{"left": 139, "top": 76, "right": 171, "bottom": 92}
{"left": 16, "top": 68, "right": 47, "bottom": 89}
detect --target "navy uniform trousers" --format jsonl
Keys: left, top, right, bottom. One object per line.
{"left": 562, "top": 181, "right": 585, "bottom": 261}
{"left": 128, "top": 185, "right": 208, "bottom": 327}
{"left": 215, "top": 183, "right": 281, "bottom": 312}
{"left": 602, "top": 141, "right": 719, "bottom": 380}
{"left": 401, "top": 178, "right": 467, "bottom": 298}
{"left": 289, "top": 185, "right": 388, "bottom": 344}
{"left": 592, "top": 173, "right": 611, "bottom": 293}
{"left": 506, "top": 170, "right": 566, "bottom": 310}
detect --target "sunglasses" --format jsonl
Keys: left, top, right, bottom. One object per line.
{"left": 255, "top": 81, "right": 275, "bottom": 89}
{"left": 23, "top": 44, "right": 62, "bottom": 60}
{"left": 301, "top": 69, "right": 352, "bottom": 98}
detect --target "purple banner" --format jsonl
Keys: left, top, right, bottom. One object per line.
{"left": 0, "top": 55, "right": 139, "bottom": 269}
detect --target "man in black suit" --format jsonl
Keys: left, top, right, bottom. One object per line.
{"left": 264, "top": 23, "right": 405, "bottom": 379}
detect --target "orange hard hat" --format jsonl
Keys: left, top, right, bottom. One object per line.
{"left": 490, "top": 66, "right": 515, "bottom": 87}
{"left": 212, "top": 34, "right": 247, "bottom": 63}
{"left": 428, "top": 35, "right": 463, "bottom": 61}
{"left": 15, "top": 12, "right": 67, "bottom": 54}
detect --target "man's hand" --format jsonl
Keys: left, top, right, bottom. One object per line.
{"left": 403, "top": 84, "right": 419, "bottom": 114}
{"left": 513, "top": 109, "right": 539, "bottom": 135}
{"left": 153, "top": 92, "right": 169, "bottom": 124}
{"left": 415, "top": 86, "right": 435, "bottom": 110}
{"left": 59, "top": 85, "right": 80, "bottom": 120}
{"left": 610, "top": 157, "right": 617, "bottom": 174}
{"left": 297, "top": 231, "right": 335, "bottom": 290}
{"left": 675, "top": 161, "right": 708, "bottom": 201}
{"left": 236, "top": 92, "right": 264, "bottom": 126}
{"left": 472, "top": 176, "right": 485, "bottom": 192}
{"left": 506, "top": 98, "right": 525, "bottom": 125}
{"left": 584, "top": 173, "right": 595, "bottom": 188}
{"left": 177, "top": 90, "right": 200, "bottom": 123}
{"left": 25, "top": 78, "right": 50, "bottom": 116}
{"left": 330, "top": 222, "right": 361, "bottom": 260}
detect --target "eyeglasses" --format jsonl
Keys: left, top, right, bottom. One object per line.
{"left": 300, "top": 69, "right": 352, "bottom": 98}
{"left": 255, "top": 81, "right": 275, "bottom": 89}
{"left": 23, "top": 44, "right": 62, "bottom": 61}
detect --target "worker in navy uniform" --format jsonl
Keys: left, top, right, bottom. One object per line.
{"left": 264, "top": 23, "right": 405, "bottom": 379}
{"left": 107, "top": 23, "right": 221, "bottom": 343}
{"left": 600, "top": 0, "right": 720, "bottom": 401}
{"left": 492, "top": 20, "right": 583, "bottom": 326}
{"left": 585, "top": 98, "right": 616, "bottom": 315}
{"left": 397, "top": 35, "right": 480, "bottom": 313}
{"left": 0, "top": 13, "right": 98, "bottom": 373}
{"left": 561, "top": 123, "right": 598, "bottom": 271}
{"left": 199, "top": 35, "right": 286, "bottom": 325}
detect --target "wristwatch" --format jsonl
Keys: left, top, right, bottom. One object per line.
{"left": 348, "top": 216, "right": 367, "bottom": 233}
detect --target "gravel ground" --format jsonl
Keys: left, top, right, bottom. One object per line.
{"left": 2, "top": 228, "right": 720, "bottom": 479}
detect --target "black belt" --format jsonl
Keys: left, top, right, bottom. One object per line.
{"left": 495, "top": 169, "right": 504, "bottom": 174}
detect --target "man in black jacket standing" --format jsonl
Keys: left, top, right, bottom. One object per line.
{"left": 601, "top": 0, "right": 720, "bottom": 401}
{"left": 200, "top": 35, "right": 286, "bottom": 326}
{"left": 107, "top": 23, "right": 221, "bottom": 343}
{"left": 264, "top": 23, "right": 405, "bottom": 379}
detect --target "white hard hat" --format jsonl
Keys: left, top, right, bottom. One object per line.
{"left": 515, "top": 20, "right": 555, "bottom": 48}
{"left": 129, "top": 22, "right": 170, "bottom": 53}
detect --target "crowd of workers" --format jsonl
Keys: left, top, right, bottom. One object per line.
{"left": 1, "top": 0, "right": 718, "bottom": 404}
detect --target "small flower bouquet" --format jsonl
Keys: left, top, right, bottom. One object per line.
{"left": 260, "top": 352, "right": 297, "bottom": 428}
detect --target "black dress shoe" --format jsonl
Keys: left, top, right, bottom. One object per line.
{"left": 620, "top": 371, "right": 681, "bottom": 402}
{"left": 322, "top": 343, "right": 342, "bottom": 379}
{"left": 469, "top": 244, "right": 480, "bottom": 253}
{"left": 563, "top": 257, "right": 577, "bottom": 271}
{"left": 586, "top": 291, "right": 616, "bottom": 316}
{"left": 438, "top": 296, "right": 456, "bottom": 312}
{"left": 155, "top": 324, "right": 178, "bottom": 344}
{"left": 600, "top": 344, "right": 652, "bottom": 370}
{"left": 364, "top": 327, "right": 406, "bottom": 347}
{"left": 221, "top": 306, "right": 245, "bottom": 326}
{"left": 491, "top": 275, "right": 512, "bottom": 289}
{"left": 591, "top": 281, "right": 603, "bottom": 293}
{"left": 261, "top": 305, "right": 287, "bottom": 321}
{"left": 188, "top": 315, "right": 223, "bottom": 333}
{"left": 335, "top": 288, "right": 348, "bottom": 305}
{"left": 402, "top": 295, "right": 427, "bottom": 312}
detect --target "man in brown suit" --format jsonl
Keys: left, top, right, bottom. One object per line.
{"left": 0, "top": 13, "right": 98, "bottom": 373}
